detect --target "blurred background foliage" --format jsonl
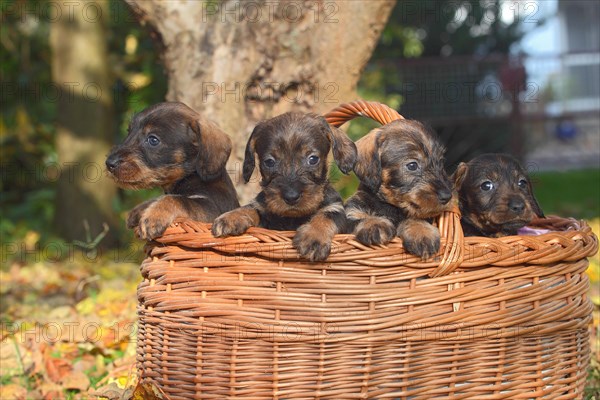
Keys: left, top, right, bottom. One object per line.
{"left": 1, "top": 0, "right": 167, "bottom": 253}
{"left": 352, "top": 0, "right": 535, "bottom": 110}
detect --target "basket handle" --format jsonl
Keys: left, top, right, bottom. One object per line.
{"left": 324, "top": 99, "right": 404, "bottom": 127}
{"left": 324, "top": 100, "right": 463, "bottom": 277}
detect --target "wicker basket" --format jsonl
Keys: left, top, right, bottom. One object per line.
{"left": 136, "top": 101, "right": 598, "bottom": 399}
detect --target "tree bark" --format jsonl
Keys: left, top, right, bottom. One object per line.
{"left": 125, "top": 0, "right": 396, "bottom": 203}
{"left": 50, "top": 0, "right": 120, "bottom": 247}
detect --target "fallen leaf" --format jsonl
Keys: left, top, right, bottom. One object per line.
{"left": 0, "top": 384, "right": 27, "bottom": 400}
{"left": 89, "top": 382, "right": 133, "bottom": 400}
{"left": 45, "top": 356, "right": 71, "bottom": 383}
{"left": 61, "top": 369, "right": 90, "bottom": 391}
{"left": 132, "top": 382, "right": 168, "bottom": 400}
{"left": 76, "top": 297, "right": 96, "bottom": 316}
{"left": 37, "top": 380, "right": 62, "bottom": 400}
{"left": 43, "top": 390, "right": 62, "bottom": 400}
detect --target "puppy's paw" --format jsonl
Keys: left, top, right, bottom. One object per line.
{"left": 398, "top": 219, "right": 441, "bottom": 259}
{"left": 211, "top": 209, "right": 257, "bottom": 237}
{"left": 293, "top": 224, "right": 332, "bottom": 262}
{"left": 127, "top": 199, "right": 155, "bottom": 230}
{"left": 354, "top": 217, "right": 395, "bottom": 246}
{"left": 137, "top": 202, "right": 175, "bottom": 240}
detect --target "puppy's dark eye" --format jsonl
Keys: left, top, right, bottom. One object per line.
{"left": 147, "top": 135, "right": 160, "bottom": 147}
{"left": 263, "top": 158, "right": 276, "bottom": 168}
{"left": 518, "top": 179, "right": 528, "bottom": 188}
{"left": 406, "top": 162, "right": 419, "bottom": 171}
{"left": 308, "top": 155, "right": 320, "bottom": 166}
{"left": 481, "top": 181, "right": 494, "bottom": 191}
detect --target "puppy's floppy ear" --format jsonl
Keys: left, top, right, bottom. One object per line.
{"left": 353, "top": 128, "right": 382, "bottom": 191}
{"left": 242, "top": 123, "right": 261, "bottom": 183}
{"left": 526, "top": 180, "right": 545, "bottom": 218}
{"left": 191, "top": 117, "right": 232, "bottom": 181}
{"left": 452, "top": 162, "right": 469, "bottom": 191}
{"left": 318, "top": 117, "right": 357, "bottom": 174}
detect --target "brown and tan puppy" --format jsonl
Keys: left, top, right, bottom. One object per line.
{"left": 453, "top": 153, "right": 544, "bottom": 237}
{"left": 211, "top": 112, "right": 357, "bottom": 261}
{"left": 345, "top": 119, "right": 453, "bottom": 258}
{"left": 105, "top": 102, "right": 239, "bottom": 239}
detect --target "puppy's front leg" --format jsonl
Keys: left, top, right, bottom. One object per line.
{"left": 397, "top": 218, "right": 441, "bottom": 259}
{"left": 134, "top": 195, "right": 215, "bottom": 240}
{"left": 211, "top": 202, "right": 261, "bottom": 237}
{"left": 293, "top": 203, "right": 345, "bottom": 262}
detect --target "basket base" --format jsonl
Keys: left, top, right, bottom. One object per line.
{"left": 137, "top": 308, "right": 590, "bottom": 400}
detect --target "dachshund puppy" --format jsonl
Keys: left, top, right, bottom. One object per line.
{"left": 345, "top": 119, "right": 454, "bottom": 258}
{"left": 211, "top": 112, "right": 357, "bottom": 261}
{"left": 106, "top": 102, "right": 239, "bottom": 239}
{"left": 453, "top": 153, "right": 544, "bottom": 237}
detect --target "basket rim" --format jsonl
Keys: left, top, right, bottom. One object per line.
{"left": 159, "top": 215, "right": 588, "bottom": 240}
{"left": 147, "top": 215, "right": 598, "bottom": 271}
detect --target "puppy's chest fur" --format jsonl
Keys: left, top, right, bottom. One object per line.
{"left": 348, "top": 184, "right": 409, "bottom": 225}
{"left": 460, "top": 218, "right": 491, "bottom": 237}
{"left": 259, "top": 212, "right": 312, "bottom": 231}
{"left": 169, "top": 173, "right": 239, "bottom": 215}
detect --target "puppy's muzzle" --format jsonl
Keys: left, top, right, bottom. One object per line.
{"left": 434, "top": 181, "right": 453, "bottom": 205}
{"left": 105, "top": 153, "right": 121, "bottom": 173}
{"left": 437, "top": 188, "right": 452, "bottom": 205}
{"left": 282, "top": 184, "right": 302, "bottom": 205}
{"left": 508, "top": 196, "right": 525, "bottom": 214}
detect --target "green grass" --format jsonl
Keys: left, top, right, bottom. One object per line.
{"left": 585, "top": 359, "right": 600, "bottom": 399}
{"left": 530, "top": 169, "right": 600, "bottom": 220}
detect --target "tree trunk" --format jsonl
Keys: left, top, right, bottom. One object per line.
{"left": 125, "top": 0, "right": 395, "bottom": 203}
{"left": 50, "top": 0, "right": 120, "bottom": 247}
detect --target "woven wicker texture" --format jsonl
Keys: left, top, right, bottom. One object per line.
{"left": 136, "top": 101, "right": 598, "bottom": 399}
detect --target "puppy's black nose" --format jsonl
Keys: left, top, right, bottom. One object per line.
{"left": 437, "top": 188, "right": 452, "bottom": 205}
{"left": 105, "top": 154, "right": 120, "bottom": 172}
{"left": 508, "top": 198, "right": 525, "bottom": 214}
{"left": 282, "top": 187, "right": 302, "bottom": 205}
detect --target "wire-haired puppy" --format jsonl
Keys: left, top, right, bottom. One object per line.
{"left": 106, "top": 102, "right": 239, "bottom": 239}
{"left": 345, "top": 119, "right": 454, "bottom": 258}
{"left": 453, "top": 153, "right": 544, "bottom": 237}
{"left": 211, "top": 112, "right": 357, "bottom": 261}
